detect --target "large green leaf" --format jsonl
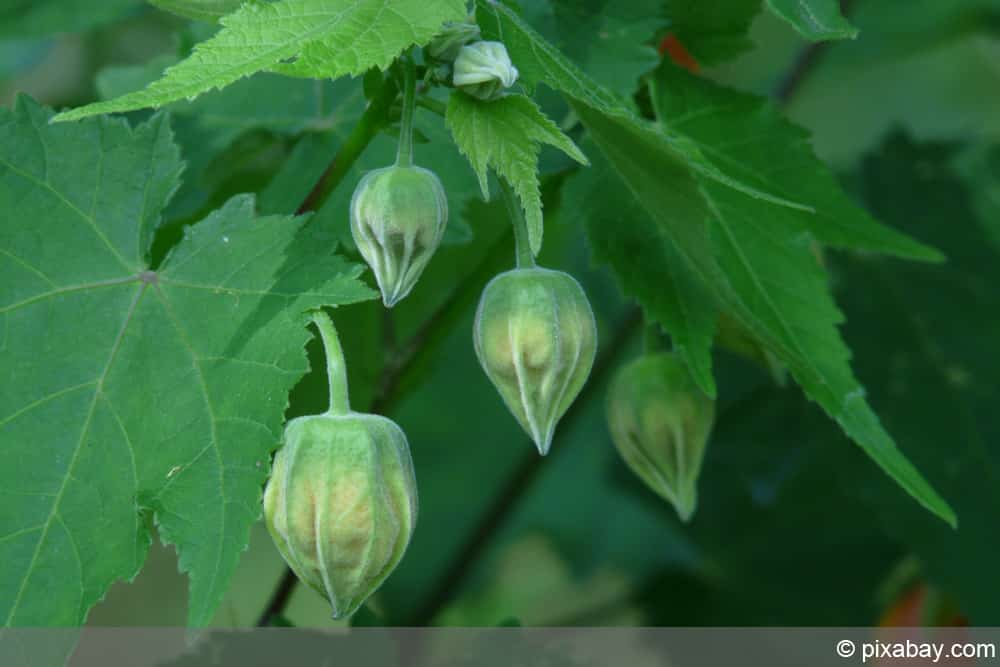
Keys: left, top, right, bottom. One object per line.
{"left": 0, "top": 98, "right": 374, "bottom": 626}
{"left": 53, "top": 0, "right": 466, "bottom": 122}
{"left": 569, "top": 146, "right": 717, "bottom": 397}
{"left": 649, "top": 63, "right": 942, "bottom": 261}
{"left": 832, "top": 133, "right": 1000, "bottom": 622}
{"left": 565, "top": 75, "right": 953, "bottom": 524}
{"left": 445, "top": 93, "right": 587, "bottom": 256}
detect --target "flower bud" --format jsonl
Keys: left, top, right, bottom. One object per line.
{"left": 473, "top": 267, "right": 597, "bottom": 455}
{"left": 606, "top": 353, "right": 715, "bottom": 522}
{"left": 263, "top": 312, "right": 417, "bottom": 619}
{"left": 426, "top": 21, "right": 482, "bottom": 63}
{"left": 350, "top": 165, "right": 448, "bottom": 307}
{"left": 453, "top": 41, "right": 519, "bottom": 101}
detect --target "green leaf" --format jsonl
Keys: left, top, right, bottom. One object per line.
{"left": 445, "top": 93, "right": 587, "bottom": 256}
{"left": 541, "top": 0, "right": 668, "bottom": 97}
{"left": 475, "top": 0, "right": 813, "bottom": 212}
{"left": 566, "top": 73, "right": 956, "bottom": 525}
{"left": 0, "top": 98, "right": 374, "bottom": 626}
{"left": 665, "top": 0, "right": 763, "bottom": 66}
{"left": 650, "top": 62, "right": 943, "bottom": 262}
{"left": 765, "top": 0, "right": 859, "bottom": 41}
{"left": 833, "top": 133, "right": 1000, "bottom": 622}
{"left": 149, "top": 0, "right": 256, "bottom": 22}
{"left": 0, "top": 0, "right": 141, "bottom": 39}
{"left": 568, "top": 144, "right": 718, "bottom": 398}
{"left": 53, "top": 0, "right": 466, "bottom": 122}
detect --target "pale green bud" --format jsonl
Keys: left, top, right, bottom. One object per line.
{"left": 453, "top": 41, "right": 519, "bottom": 101}
{"left": 263, "top": 312, "right": 418, "bottom": 619}
{"left": 350, "top": 165, "right": 448, "bottom": 307}
{"left": 473, "top": 267, "right": 597, "bottom": 455}
{"left": 606, "top": 353, "right": 715, "bottom": 522}
{"left": 426, "top": 21, "right": 482, "bottom": 62}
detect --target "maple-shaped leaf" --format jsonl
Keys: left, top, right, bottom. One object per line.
{"left": 0, "top": 98, "right": 374, "bottom": 626}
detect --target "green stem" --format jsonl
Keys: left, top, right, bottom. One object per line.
{"left": 311, "top": 310, "right": 351, "bottom": 415}
{"left": 296, "top": 76, "right": 398, "bottom": 215}
{"left": 416, "top": 96, "right": 447, "bottom": 117}
{"left": 499, "top": 178, "right": 535, "bottom": 268}
{"left": 396, "top": 55, "right": 417, "bottom": 167}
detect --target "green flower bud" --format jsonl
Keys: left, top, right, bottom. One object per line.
{"left": 350, "top": 165, "right": 448, "bottom": 307}
{"left": 426, "top": 21, "right": 482, "bottom": 63}
{"left": 453, "top": 41, "right": 519, "bottom": 101}
{"left": 473, "top": 267, "right": 597, "bottom": 455}
{"left": 263, "top": 312, "right": 418, "bottom": 618}
{"left": 606, "top": 353, "right": 715, "bottom": 522}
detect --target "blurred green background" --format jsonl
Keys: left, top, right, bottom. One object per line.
{"left": 3, "top": 0, "right": 998, "bottom": 627}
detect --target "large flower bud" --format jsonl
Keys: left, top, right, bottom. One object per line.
{"left": 606, "top": 353, "right": 715, "bottom": 522}
{"left": 350, "top": 165, "right": 448, "bottom": 307}
{"left": 473, "top": 267, "right": 597, "bottom": 455}
{"left": 453, "top": 41, "right": 519, "bottom": 101}
{"left": 263, "top": 312, "right": 418, "bottom": 618}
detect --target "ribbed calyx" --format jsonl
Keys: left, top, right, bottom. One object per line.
{"left": 606, "top": 352, "right": 715, "bottom": 522}
{"left": 473, "top": 267, "right": 597, "bottom": 455}
{"left": 262, "top": 312, "right": 418, "bottom": 618}
{"left": 350, "top": 165, "right": 448, "bottom": 307}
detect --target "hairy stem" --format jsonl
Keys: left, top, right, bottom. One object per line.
{"left": 396, "top": 54, "right": 417, "bottom": 167}
{"left": 499, "top": 178, "right": 535, "bottom": 268}
{"left": 311, "top": 310, "right": 351, "bottom": 415}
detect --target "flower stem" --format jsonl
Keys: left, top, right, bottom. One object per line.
{"left": 311, "top": 310, "right": 351, "bottom": 415}
{"left": 396, "top": 54, "right": 417, "bottom": 167}
{"left": 499, "top": 178, "right": 535, "bottom": 268}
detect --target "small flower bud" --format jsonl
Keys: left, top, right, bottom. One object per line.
{"left": 473, "top": 267, "right": 597, "bottom": 455}
{"left": 453, "top": 41, "right": 519, "bottom": 101}
{"left": 350, "top": 165, "right": 448, "bottom": 307}
{"left": 606, "top": 353, "right": 715, "bottom": 522}
{"left": 426, "top": 21, "right": 482, "bottom": 63}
